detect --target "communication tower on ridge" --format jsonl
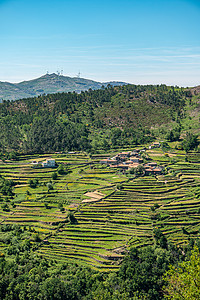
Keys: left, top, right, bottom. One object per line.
{"left": 77, "top": 71, "right": 81, "bottom": 78}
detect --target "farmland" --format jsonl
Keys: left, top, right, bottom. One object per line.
{"left": 0, "top": 146, "right": 200, "bottom": 271}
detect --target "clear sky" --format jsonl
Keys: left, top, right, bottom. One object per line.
{"left": 0, "top": 0, "right": 200, "bottom": 86}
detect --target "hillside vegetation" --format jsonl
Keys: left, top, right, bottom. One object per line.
{"left": 1, "top": 83, "right": 199, "bottom": 157}
{"left": 0, "top": 83, "right": 200, "bottom": 299}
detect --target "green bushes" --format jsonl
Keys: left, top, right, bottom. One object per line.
{"left": 1, "top": 203, "right": 10, "bottom": 212}
{"left": 57, "top": 164, "right": 70, "bottom": 175}
{"left": 163, "top": 246, "right": 200, "bottom": 299}
{"left": 58, "top": 203, "right": 65, "bottom": 212}
{"left": 153, "top": 228, "right": 168, "bottom": 249}
{"left": 47, "top": 182, "right": 53, "bottom": 192}
{"left": 28, "top": 178, "right": 39, "bottom": 188}
{"left": 0, "top": 177, "right": 14, "bottom": 196}
{"left": 182, "top": 132, "right": 199, "bottom": 152}
{"left": 51, "top": 172, "right": 58, "bottom": 180}
{"left": 67, "top": 212, "right": 78, "bottom": 224}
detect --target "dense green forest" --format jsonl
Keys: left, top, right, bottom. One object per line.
{"left": 0, "top": 84, "right": 194, "bottom": 155}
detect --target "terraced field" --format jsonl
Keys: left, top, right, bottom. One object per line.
{"left": 0, "top": 148, "right": 200, "bottom": 271}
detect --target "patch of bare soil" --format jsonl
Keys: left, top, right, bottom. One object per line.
{"left": 82, "top": 190, "right": 105, "bottom": 203}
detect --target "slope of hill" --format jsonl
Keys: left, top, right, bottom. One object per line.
{"left": 0, "top": 83, "right": 199, "bottom": 156}
{"left": 0, "top": 73, "right": 127, "bottom": 101}
{"left": 191, "top": 85, "right": 200, "bottom": 95}
{"left": 0, "top": 81, "right": 30, "bottom": 100}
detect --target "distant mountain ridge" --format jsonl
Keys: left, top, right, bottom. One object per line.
{"left": 0, "top": 73, "right": 127, "bottom": 101}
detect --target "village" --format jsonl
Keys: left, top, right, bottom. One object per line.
{"left": 30, "top": 142, "right": 164, "bottom": 175}
{"left": 100, "top": 141, "right": 164, "bottom": 175}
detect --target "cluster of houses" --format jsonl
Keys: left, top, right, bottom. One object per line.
{"left": 143, "top": 162, "right": 163, "bottom": 175}
{"left": 30, "top": 142, "right": 163, "bottom": 175}
{"left": 31, "top": 159, "right": 56, "bottom": 168}
{"left": 100, "top": 148, "right": 163, "bottom": 175}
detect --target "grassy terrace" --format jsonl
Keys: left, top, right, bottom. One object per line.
{"left": 0, "top": 148, "right": 200, "bottom": 270}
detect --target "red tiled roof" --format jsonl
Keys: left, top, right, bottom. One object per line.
{"left": 128, "top": 163, "right": 139, "bottom": 168}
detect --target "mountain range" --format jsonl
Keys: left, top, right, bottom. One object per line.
{"left": 0, "top": 73, "right": 127, "bottom": 101}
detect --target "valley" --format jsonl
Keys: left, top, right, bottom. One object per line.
{"left": 0, "top": 144, "right": 199, "bottom": 271}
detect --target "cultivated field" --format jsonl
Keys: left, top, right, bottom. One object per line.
{"left": 0, "top": 147, "right": 200, "bottom": 271}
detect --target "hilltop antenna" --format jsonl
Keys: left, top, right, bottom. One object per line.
{"left": 61, "top": 69, "right": 63, "bottom": 76}
{"left": 77, "top": 71, "right": 81, "bottom": 78}
{"left": 46, "top": 70, "right": 49, "bottom": 75}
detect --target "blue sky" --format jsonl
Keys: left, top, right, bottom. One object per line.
{"left": 0, "top": 0, "right": 200, "bottom": 86}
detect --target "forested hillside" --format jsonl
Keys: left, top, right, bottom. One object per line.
{"left": 1, "top": 83, "right": 197, "bottom": 156}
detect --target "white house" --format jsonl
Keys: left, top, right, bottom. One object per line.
{"left": 42, "top": 159, "right": 56, "bottom": 168}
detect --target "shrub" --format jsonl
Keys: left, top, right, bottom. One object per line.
{"left": 44, "top": 203, "right": 50, "bottom": 209}
{"left": 28, "top": 178, "right": 39, "bottom": 188}
{"left": 67, "top": 211, "right": 77, "bottom": 224}
{"left": 1, "top": 203, "right": 10, "bottom": 212}
{"left": 182, "top": 132, "right": 199, "bottom": 152}
{"left": 47, "top": 182, "right": 53, "bottom": 192}
{"left": 34, "top": 233, "right": 41, "bottom": 242}
{"left": 51, "top": 172, "right": 58, "bottom": 180}
{"left": 57, "top": 164, "right": 65, "bottom": 175}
